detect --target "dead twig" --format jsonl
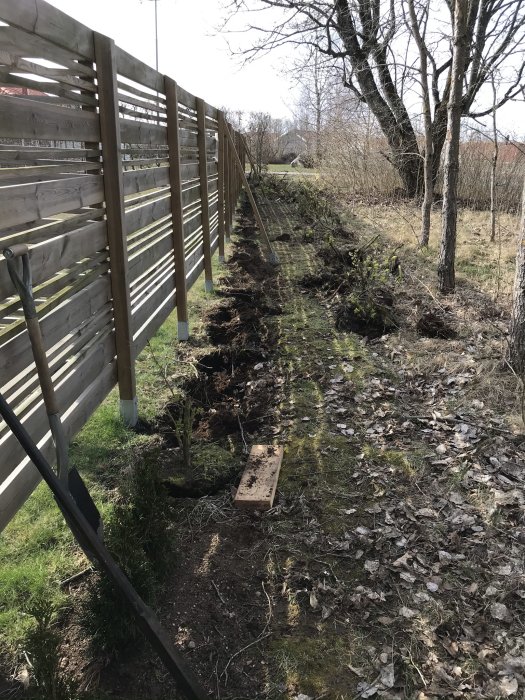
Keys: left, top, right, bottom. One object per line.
{"left": 221, "top": 632, "right": 272, "bottom": 683}
{"left": 59, "top": 567, "right": 93, "bottom": 588}
{"left": 211, "top": 579, "right": 227, "bottom": 606}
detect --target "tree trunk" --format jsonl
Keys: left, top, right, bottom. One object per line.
{"left": 431, "top": 100, "right": 449, "bottom": 187}
{"left": 508, "top": 180, "right": 525, "bottom": 374}
{"left": 490, "top": 78, "right": 498, "bottom": 242}
{"left": 437, "top": 0, "right": 469, "bottom": 294}
{"left": 335, "top": 0, "right": 423, "bottom": 196}
{"left": 407, "top": 0, "right": 433, "bottom": 247}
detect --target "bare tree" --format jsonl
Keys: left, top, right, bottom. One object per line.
{"left": 227, "top": 0, "right": 525, "bottom": 197}
{"left": 406, "top": 0, "right": 433, "bottom": 246}
{"left": 489, "top": 75, "right": 499, "bottom": 243}
{"left": 290, "top": 49, "right": 335, "bottom": 163}
{"left": 245, "top": 111, "right": 280, "bottom": 178}
{"left": 508, "top": 179, "right": 525, "bottom": 375}
{"left": 437, "top": 0, "right": 470, "bottom": 295}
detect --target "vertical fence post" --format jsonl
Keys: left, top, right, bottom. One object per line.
{"left": 217, "top": 111, "right": 226, "bottom": 263}
{"left": 94, "top": 33, "right": 137, "bottom": 427}
{"left": 224, "top": 123, "right": 231, "bottom": 243}
{"left": 165, "top": 77, "right": 189, "bottom": 341}
{"left": 196, "top": 98, "right": 213, "bottom": 292}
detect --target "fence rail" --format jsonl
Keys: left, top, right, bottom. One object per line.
{"left": 0, "top": 0, "right": 244, "bottom": 530}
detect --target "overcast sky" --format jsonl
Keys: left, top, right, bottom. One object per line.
{"left": 45, "top": 0, "right": 524, "bottom": 136}
{"left": 45, "top": 0, "right": 295, "bottom": 120}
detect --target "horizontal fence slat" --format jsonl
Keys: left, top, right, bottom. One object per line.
{"left": 0, "top": 0, "right": 244, "bottom": 530}
{"left": 0, "top": 95, "right": 101, "bottom": 142}
{"left": 0, "top": 360, "right": 116, "bottom": 531}
{"left": 0, "top": 220, "right": 108, "bottom": 299}
{"left": 0, "top": 175, "right": 104, "bottom": 229}
{"left": 0, "top": 0, "right": 95, "bottom": 59}
{"left": 0, "top": 330, "right": 116, "bottom": 482}
{"left": 0, "top": 275, "right": 111, "bottom": 385}
{"left": 123, "top": 167, "right": 170, "bottom": 196}
{"left": 120, "top": 118, "right": 168, "bottom": 146}
{"left": 115, "top": 46, "right": 164, "bottom": 93}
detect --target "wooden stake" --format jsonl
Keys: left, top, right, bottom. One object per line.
{"left": 223, "top": 124, "right": 279, "bottom": 264}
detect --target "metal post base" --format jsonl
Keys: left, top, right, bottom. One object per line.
{"left": 218, "top": 255, "right": 225, "bottom": 264}
{"left": 204, "top": 279, "right": 214, "bottom": 293}
{"left": 120, "top": 397, "right": 138, "bottom": 427}
{"left": 178, "top": 320, "right": 189, "bottom": 341}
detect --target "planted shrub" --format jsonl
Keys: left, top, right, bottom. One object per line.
{"left": 84, "top": 452, "right": 173, "bottom": 653}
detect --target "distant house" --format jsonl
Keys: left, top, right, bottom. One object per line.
{"left": 278, "top": 129, "right": 308, "bottom": 159}
{"left": 0, "top": 86, "right": 46, "bottom": 97}
{"left": 460, "top": 140, "right": 525, "bottom": 164}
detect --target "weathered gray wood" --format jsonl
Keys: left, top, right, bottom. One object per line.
{"left": 0, "top": 275, "right": 112, "bottom": 393}
{"left": 0, "top": 163, "right": 102, "bottom": 183}
{"left": 120, "top": 118, "right": 168, "bottom": 146}
{"left": 115, "top": 45, "right": 164, "bottom": 93}
{"left": 0, "top": 329, "right": 115, "bottom": 481}
{"left": 131, "top": 262, "right": 175, "bottom": 334}
{"left": 128, "top": 230, "right": 173, "bottom": 283}
{"left": 125, "top": 194, "right": 171, "bottom": 235}
{"left": 185, "top": 246, "right": 205, "bottom": 290}
{"left": 0, "top": 175, "right": 104, "bottom": 229}
{"left": 0, "top": 0, "right": 95, "bottom": 59}
{"left": 0, "top": 146, "right": 100, "bottom": 160}
{"left": 0, "top": 95, "right": 100, "bottom": 142}
{"left": 0, "top": 207, "right": 105, "bottom": 250}
{"left": 95, "top": 32, "right": 136, "bottom": 410}
{"left": 0, "top": 26, "right": 96, "bottom": 76}
{"left": 117, "top": 79, "right": 166, "bottom": 105}
{"left": 123, "top": 166, "right": 170, "bottom": 196}
{"left": 0, "top": 69, "right": 97, "bottom": 107}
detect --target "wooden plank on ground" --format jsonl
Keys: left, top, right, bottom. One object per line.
{"left": 234, "top": 445, "right": 284, "bottom": 511}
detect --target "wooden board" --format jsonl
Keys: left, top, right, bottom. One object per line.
{"left": 234, "top": 445, "right": 284, "bottom": 511}
{"left": 0, "top": 95, "right": 100, "bottom": 142}
{"left": 0, "top": 0, "right": 95, "bottom": 60}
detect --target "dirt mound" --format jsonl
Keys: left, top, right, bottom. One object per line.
{"left": 416, "top": 307, "right": 458, "bottom": 339}
{"left": 159, "top": 228, "right": 283, "bottom": 495}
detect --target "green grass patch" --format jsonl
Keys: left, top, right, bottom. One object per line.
{"left": 0, "top": 253, "right": 226, "bottom": 668}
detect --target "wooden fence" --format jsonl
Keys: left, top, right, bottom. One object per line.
{"left": 0, "top": 0, "right": 245, "bottom": 530}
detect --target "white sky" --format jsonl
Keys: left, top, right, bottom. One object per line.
{"left": 45, "top": 0, "right": 524, "bottom": 136}
{"left": 45, "top": 0, "right": 295, "bottom": 120}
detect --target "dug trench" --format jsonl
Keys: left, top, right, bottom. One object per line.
{"left": 35, "top": 181, "right": 525, "bottom": 700}
{"left": 157, "top": 221, "right": 283, "bottom": 498}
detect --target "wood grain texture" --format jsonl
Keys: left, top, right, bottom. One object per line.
{"left": 0, "top": 95, "right": 100, "bottom": 142}
{"left": 95, "top": 32, "right": 136, "bottom": 401}
{"left": 0, "top": 175, "right": 104, "bottom": 229}
{"left": 0, "top": 0, "right": 95, "bottom": 59}
{"left": 165, "top": 76, "right": 188, "bottom": 327}
{"left": 234, "top": 446, "right": 284, "bottom": 511}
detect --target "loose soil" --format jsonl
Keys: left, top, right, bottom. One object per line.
{"left": 7, "top": 181, "right": 525, "bottom": 700}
